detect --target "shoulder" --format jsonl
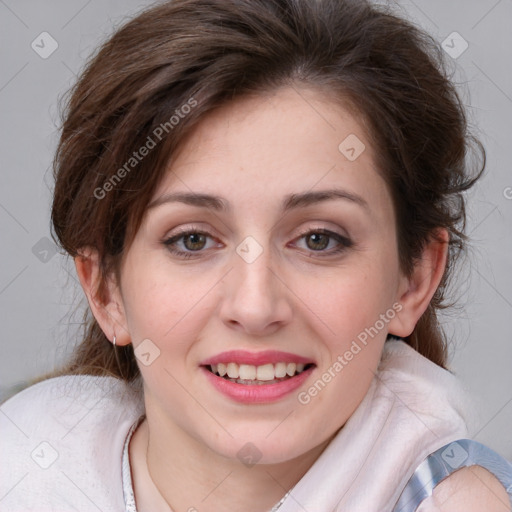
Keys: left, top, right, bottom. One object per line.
{"left": 1, "top": 374, "right": 143, "bottom": 431}
{"left": 1, "top": 373, "right": 144, "bottom": 443}
{"left": 376, "top": 340, "right": 473, "bottom": 437}
{"left": 418, "top": 465, "right": 511, "bottom": 512}
{"left": 0, "top": 375, "right": 144, "bottom": 510}
{"left": 378, "top": 340, "right": 476, "bottom": 425}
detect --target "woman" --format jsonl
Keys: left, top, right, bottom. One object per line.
{"left": 1, "top": 0, "right": 511, "bottom": 510}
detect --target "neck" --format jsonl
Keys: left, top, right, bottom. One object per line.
{"left": 130, "top": 416, "right": 331, "bottom": 512}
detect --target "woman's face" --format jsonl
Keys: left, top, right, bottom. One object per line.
{"left": 116, "top": 86, "right": 408, "bottom": 463}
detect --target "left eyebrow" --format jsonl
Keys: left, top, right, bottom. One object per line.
{"left": 281, "top": 189, "right": 370, "bottom": 213}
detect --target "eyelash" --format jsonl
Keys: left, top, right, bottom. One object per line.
{"left": 295, "top": 227, "right": 353, "bottom": 256}
{"left": 162, "top": 228, "right": 353, "bottom": 260}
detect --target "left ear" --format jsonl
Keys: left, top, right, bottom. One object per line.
{"left": 388, "top": 228, "right": 449, "bottom": 338}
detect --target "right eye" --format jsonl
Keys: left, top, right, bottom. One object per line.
{"left": 163, "top": 229, "right": 221, "bottom": 259}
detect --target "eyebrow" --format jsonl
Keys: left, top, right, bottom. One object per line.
{"left": 147, "top": 189, "right": 369, "bottom": 213}
{"left": 283, "top": 189, "right": 369, "bottom": 212}
{"left": 148, "top": 192, "right": 229, "bottom": 211}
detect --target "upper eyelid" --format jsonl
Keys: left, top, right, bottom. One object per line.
{"left": 163, "top": 225, "right": 219, "bottom": 241}
{"left": 164, "top": 229, "right": 220, "bottom": 244}
{"left": 295, "top": 225, "right": 349, "bottom": 238}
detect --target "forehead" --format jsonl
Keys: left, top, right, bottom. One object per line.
{"left": 152, "top": 86, "right": 390, "bottom": 216}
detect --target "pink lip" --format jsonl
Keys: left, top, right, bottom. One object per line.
{"left": 201, "top": 365, "right": 315, "bottom": 404}
{"left": 200, "top": 350, "right": 314, "bottom": 366}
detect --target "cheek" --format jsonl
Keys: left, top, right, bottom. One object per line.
{"left": 299, "top": 273, "right": 392, "bottom": 433}
{"left": 120, "top": 256, "right": 216, "bottom": 349}
{"left": 120, "top": 266, "right": 218, "bottom": 404}
{"left": 302, "top": 259, "right": 398, "bottom": 346}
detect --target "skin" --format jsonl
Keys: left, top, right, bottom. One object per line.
{"left": 75, "top": 86, "right": 506, "bottom": 511}
{"left": 418, "top": 466, "right": 511, "bottom": 512}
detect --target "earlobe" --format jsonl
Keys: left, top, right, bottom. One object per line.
{"left": 388, "top": 229, "right": 449, "bottom": 338}
{"left": 74, "top": 248, "right": 131, "bottom": 346}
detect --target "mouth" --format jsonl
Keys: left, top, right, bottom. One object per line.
{"left": 204, "top": 361, "right": 315, "bottom": 385}
{"left": 200, "top": 350, "right": 316, "bottom": 403}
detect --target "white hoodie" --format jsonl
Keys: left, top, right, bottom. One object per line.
{"left": 0, "top": 340, "right": 475, "bottom": 511}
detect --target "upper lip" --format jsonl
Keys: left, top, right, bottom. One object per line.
{"left": 200, "top": 350, "right": 315, "bottom": 367}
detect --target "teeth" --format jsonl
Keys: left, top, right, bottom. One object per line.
{"left": 227, "top": 363, "right": 238, "bottom": 378}
{"left": 286, "top": 363, "right": 297, "bottom": 376}
{"left": 275, "top": 362, "right": 287, "bottom": 378}
{"left": 209, "top": 361, "right": 309, "bottom": 381}
{"left": 239, "top": 364, "right": 256, "bottom": 380}
{"left": 256, "top": 363, "right": 275, "bottom": 381}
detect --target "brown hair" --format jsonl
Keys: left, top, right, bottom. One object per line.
{"left": 51, "top": 0, "right": 484, "bottom": 381}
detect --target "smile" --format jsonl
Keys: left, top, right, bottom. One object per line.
{"left": 200, "top": 350, "right": 316, "bottom": 403}
{"left": 207, "top": 362, "right": 313, "bottom": 385}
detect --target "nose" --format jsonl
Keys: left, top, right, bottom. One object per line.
{"left": 219, "top": 243, "right": 293, "bottom": 336}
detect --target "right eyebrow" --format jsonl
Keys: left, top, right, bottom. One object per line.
{"left": 147, "top": 192, "right": 229, "bottom": 212}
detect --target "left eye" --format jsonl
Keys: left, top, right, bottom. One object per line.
{"left": 294, "top": 229, "right": 353, "bottom": 254}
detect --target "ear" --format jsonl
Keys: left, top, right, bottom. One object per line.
{"left": 74, "top": 248, "right": 131, "bottom": 346}
{"left": 388, "top": 229, "right": 449, "bottom": 338}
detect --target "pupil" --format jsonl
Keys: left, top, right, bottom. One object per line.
{"left": 185, "top": 233, "right": 206, "bottom": 250}
{"left": 307, "top": 233, "right": 328, "bottom": 250}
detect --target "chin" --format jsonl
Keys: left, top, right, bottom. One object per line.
{"left": 205, "top": 426, "right": 323, "bottom": 467}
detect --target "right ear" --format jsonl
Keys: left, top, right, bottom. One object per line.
{"left": 74, "top": 248, "right": 131, "bottom": 346}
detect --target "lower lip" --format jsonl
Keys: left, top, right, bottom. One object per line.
{"left": 201, "top": 366, "right": 314, "bottom": 404}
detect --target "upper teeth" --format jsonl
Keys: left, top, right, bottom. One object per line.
{"left": 211, "top": 362, "right": 306, "bottom": 380}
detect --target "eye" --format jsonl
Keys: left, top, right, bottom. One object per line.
{"left": 163, "top": 229, "right": 220, "bottom": 258}
{"left": 294, "top": 228, "right": 353, "bottom": 256}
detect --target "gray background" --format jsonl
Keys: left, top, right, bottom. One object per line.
{"left": 1, "top": 0, "right": 511, "bottom": 459}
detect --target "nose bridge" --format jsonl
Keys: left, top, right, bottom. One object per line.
{"left": 220, "top": 235, "right": 291, "bottom": 334}
{"left": 233, "top": 236, "right": 278, "bottom": 306}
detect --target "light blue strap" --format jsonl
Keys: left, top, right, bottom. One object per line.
{"left": 393, "top": 439, "right": 512, "bottom": 512}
